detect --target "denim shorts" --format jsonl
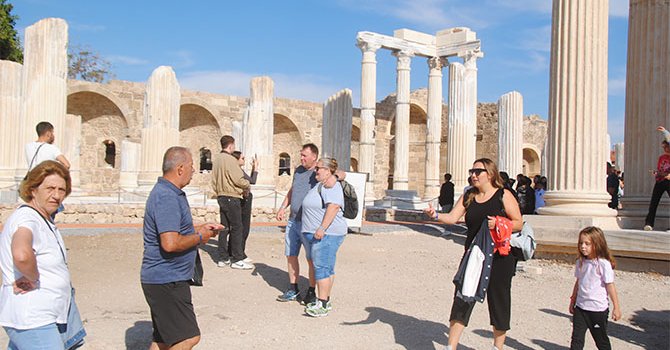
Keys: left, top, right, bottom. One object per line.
{"left": 284, "top": 219, "right": 303, "bottom": 257}
{"left": 302, "top": 233, "right": 345, "bottom": 280}
{"left": 5, "top": 323, "right": 65, "bottom": 350}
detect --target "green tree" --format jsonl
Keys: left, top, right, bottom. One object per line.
{"left": 68, "top": 45, "right": 115, "bottom": 83}
{"left": 0, "top": 0, "right": 23, "bottom": 63}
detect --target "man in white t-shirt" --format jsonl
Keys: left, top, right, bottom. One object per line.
{"left": 24, "top": 121, "right": 70, "bottom": 170}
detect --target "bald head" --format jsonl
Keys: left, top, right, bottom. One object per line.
{"left": 162, "top": 146, "right": 191, "bottom": 174}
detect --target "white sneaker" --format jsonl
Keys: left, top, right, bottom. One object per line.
{"left": 643, "top": 225, "right": 653, "bottom": 231}
{"left": 231, "top": 260, "right": 254, "bottom": 270}
{"left": 217, "top": 259, "right": 231, "bottom": 268}
{"left": 243, "top": 257, "right": 253, "bottom": 263}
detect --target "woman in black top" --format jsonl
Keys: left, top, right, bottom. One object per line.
{"left": 425, "top": 158, "right": 522, "bottom": 350}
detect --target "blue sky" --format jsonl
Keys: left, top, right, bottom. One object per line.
{"left": 13, "top": 0, "right": 629, "bottom": 143}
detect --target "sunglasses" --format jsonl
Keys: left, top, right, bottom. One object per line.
{"left": 468, "top": 168, "right": 487, "bottom": 176}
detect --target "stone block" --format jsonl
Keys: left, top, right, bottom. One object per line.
{"left": 436, "top": 27, "right": 476, "bottom": 46}
{"left": 393, "top": 29, "right": 435, "bottom": 46}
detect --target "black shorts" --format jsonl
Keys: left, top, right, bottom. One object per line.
{"left": 142, "top": 281, "right": 200, "bottom": 346}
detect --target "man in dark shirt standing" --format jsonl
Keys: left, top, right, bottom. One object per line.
{"left": 438, "top": 173, "right": 455, "bottom": 213}
{"left": 606, "top": 163, "right": 620, "bottom": 209}
{"left": 141, "top": 146, "right": 223, "bottom": 349}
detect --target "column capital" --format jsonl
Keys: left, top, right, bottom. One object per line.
{"left": 393, "top": 50, "right": 414, "bottom": 69}
{"left": 356, "top": 39, "right": 382, "bottom": 53}
{"left": 459, "top": 49, "right": 483, "bottom": 68}
{"left": 428, "top": 56, "right": 447, "bottom": 70}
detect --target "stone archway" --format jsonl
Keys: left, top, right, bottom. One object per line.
{"left": 351, "top": 125, "right": 360, "bottom": 166}
{"left": 350, "top": 158, "right": 359, "bottom": 172}
{"left": 67, "top": 91, "right": 128, "bottom": 193}
{"left": 522, "top": 144, "right": 542, "bottom": 177}
{"left": 388, "top": 103, "right": 428, "bottom": 196}
{"left": 274, "top": 113, "right": 302, "bottom": 191}
{"left": 180, "top": 103, "right": 221, "bottom": 188}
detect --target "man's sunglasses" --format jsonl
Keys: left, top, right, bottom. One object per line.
{"left": 468, "top": 168, "right": 487, "bottom": 176}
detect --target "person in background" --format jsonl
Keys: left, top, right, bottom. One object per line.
{"left": 643, "top": 126, "right": 670, "bottom": 231}
{"left": 606, "top": 163, "right": 620, "bottom": 209}
{"left": 534, "top": 179, "right": 546, "bottom": 214}
{"left": 439, "top": 173, "right": 455, "bottom": 213}
{"left": 25, "top": 121, "right": 70, "bottom": 171}
{"left": 231, "top": 151, "right": 258, "bottom": 262}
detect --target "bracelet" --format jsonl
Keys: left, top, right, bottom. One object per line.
{"left": 434, "top": 211, "right": 439, "bottom": 220}
{"left": 317, "top": 225, "right": 325, "bottom": 232}
{"left": 198, "top": 233, "right": 203, "bottom": 244}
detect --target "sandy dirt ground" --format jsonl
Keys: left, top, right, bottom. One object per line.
{"left": 1, "top": 227, "right": 668, "bottom": 350}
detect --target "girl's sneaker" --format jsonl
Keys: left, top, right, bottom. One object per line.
{"left": 305, "top": 300, "right": 332, "bottom": 317}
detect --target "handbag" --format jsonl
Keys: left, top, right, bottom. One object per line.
{"left": 58, "top": 288, "right": 87, "bottom": 349}
{"left": 189, "top": 250, "right": 204, "bottom": 287}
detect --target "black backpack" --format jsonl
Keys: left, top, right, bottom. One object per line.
{"left": 318, "top": 180, "right": 359, "bottom": 219}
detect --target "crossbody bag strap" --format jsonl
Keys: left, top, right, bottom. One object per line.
{"left": 19, "top": 205, "right": 67, "bottom": 265}
{"left": 28, "top": 143, "right": 46, "bottom": 170}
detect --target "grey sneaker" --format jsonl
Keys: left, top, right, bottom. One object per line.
{"left": 305, "top": 300, "right": 330, "bottom": 317}
{"left": 643, "top": 225, "right": 653, "bottom": 231}
{"left": 276, "top": 289, "right": 299, "bottom": 302}
{"left": 217, "top": 259, "right": 231, "bottom": 267}
{"left": 230, "top": 260, "right": 253, "bottom": 270}
{"left": 306, "top": 300, "right": 332, "bottom": 311}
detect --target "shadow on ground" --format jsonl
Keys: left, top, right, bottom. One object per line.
{"left": 472, "top": 329, "right": 537, "bottom": 350}
{"left": 342, "top": 306, "right": 469, "bottom": 350}
{"left": 125, "top": 320, "right": 152, "bottom": 350}
{"left": 540, "top": 307, "right": 670, "bottom": 349}
{"left": 251, "top": 262, "right": 309, "bottom": 293}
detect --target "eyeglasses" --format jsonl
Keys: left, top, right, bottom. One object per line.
{"left": 468, "top": 168, "right": 487, "bottom": 176}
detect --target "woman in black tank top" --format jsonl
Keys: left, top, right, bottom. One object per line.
{"left": 424, "top": 158, "right": 523, "bottom": 350}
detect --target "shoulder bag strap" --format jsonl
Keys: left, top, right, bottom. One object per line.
{"left": 28, "top": 143, "right": 46, "bottom": 170}
{"left": 19, "top": 205, "right": 67, "bottom": 265}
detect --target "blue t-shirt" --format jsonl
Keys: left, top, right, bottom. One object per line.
{"left": 301, "top": 181, "right": 348, "bottom": 236}
{"left": 141, "top": 177, "right": 197, "bottom": 284}
{"left": 289, "top": 166, "right": 318, "bottom": 221}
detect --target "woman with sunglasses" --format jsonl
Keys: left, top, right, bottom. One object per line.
{"left": 425, "top": 158, "right": 522, "bottom": 350}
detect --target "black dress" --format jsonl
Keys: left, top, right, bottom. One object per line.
{"left": 450, "top": 188, "right": 517, "bottom": 331}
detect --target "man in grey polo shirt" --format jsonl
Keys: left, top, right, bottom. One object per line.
{"left": 275, "top": 143, "right": 319, "bottom": 304}
{"left": 141, "top": 146, "right": 223, "bottom": 349}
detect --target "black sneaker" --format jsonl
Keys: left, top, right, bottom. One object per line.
{"left": 300, "top": 289, "right": 316, "bottom": 306}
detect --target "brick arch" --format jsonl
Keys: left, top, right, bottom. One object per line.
{"left": 179, "top": 103, "right": 222, "bottom": 188}
{"left": 180, "top": 97, "right": 222, "bottom": 131}
{"left": 523, "top": 143, "right": 542, "bottom": 177}
{"left": 67, "top": 83, "right": 132, "bottom": 124}
{"left": 274, "top": 113, "right": 303, "bottom": 191}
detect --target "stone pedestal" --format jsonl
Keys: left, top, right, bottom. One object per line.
{"left": 243, "top": 76, "right": 274, "bottom": 186}
{"left": 356, "top": 40, "right": 381, "bottom": 202}
{"left": 119, "top": 140, "right": 141, "bottom": 189}
{"left": 539, "top": 0, "right": 614, "bottom": 217}
{"left": 497, "top": 91, "right": 523, "bottom": 176}
{"left": 392, "top": 50, "right": 413, "bottom": 190}
{"left": 18, "top": 18, "right": 68, "bottom": 178}
{"left": 446, "top": 62, "right": 474, "bottom": 198}
{"left": 138, "top": 66, "right": 180, "bottom": 187}
{"left": 322, "top": 89, "right": 353, "bottom": 170}
{"left": 373, "top": 189, "right": 429, "bottom": 210}
{"left": 424, "top": 57, "right": 445, "bottom": 200}
{"left": 619, "top": 0, "right": 670, "bottom": 227}
{"left": 0, "top": 61, "right": 22, "bottom": 191}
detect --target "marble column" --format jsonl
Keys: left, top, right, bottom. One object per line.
{"left": 620, "top": 0, "right": 670, "bottom": 224}
{"left": 614, "top": 143, "right": 624, "bottom": 173}
{"left": 63, "top": 114, "right": 81, "bottom": 189}
{"left": 356, "top": 40, "right": 381, "bottom": 200}
{"left": 138, "top": 66, "right": 181, "bottom": 187}
{"left": 322, "top": 89, "right": 353, "bottom": 171}
{"left": 392, "top": 50, "right": 413, "bottom": 190}
{"left": 446, "top": 62, "right": 473, "bottom": 196}
{"left": 242, "top": 76, "right": 274, "bottom": 186}
{"left": 497, "top": 91, "right": 523, "bottom": 176}
{"left": 119, "top": 140, "right": 141, "bottom": 189}
{"left": 0, "top": 61, "right": 22, "bottom": 189}
{"left": 424, "top": 57, "right": 445, "bottom": 200}
{"left": 539, "top": 0, "right": 614, "bottom": 217}
{"left": 18, "top": 18, "right": 68, "bottom": 177}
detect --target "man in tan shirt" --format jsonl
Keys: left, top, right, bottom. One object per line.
{"left": 211, "top": 135, "right": 251, "bottom": 270}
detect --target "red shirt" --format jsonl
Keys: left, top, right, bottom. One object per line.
{"left": 656, "top": 154, "right": 670, "bottom": 182}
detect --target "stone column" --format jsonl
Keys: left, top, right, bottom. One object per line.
{"left": 497, "top": 91, "right": 523, "bottom": 176}
{"left": 392, "top": 50, "right": 414, "bottom": 190}
{"left": 356, "top": 40, "right": 381, "bottom": 201}
{"left": 18, "top": 18, "right": 68, "bottom": 177}
{"left": 138, "top": 66, "right": 180, "bottom": 187}
{"left": 0, "top": 61, "right": 22, "bottom": 190}
{"left": 242, "top": 76, "right": 274, "bottom": 186}
{"left": 119, "top": 140, "right": 141, "bottom": 189}
{"left": 614, "top": 143, "right": 624, "bottom": 173}
{"left": 63, "top": 114, "right": 81, "bottom": 190}
{"left": 446, "top": 62, "right": 474, "bottom": 196}
{"left": 322, "top": 89, "right": 353, "bottom": 171}
{"left": 619, "top": 0, "right": 670, "bottom": 226}
{"left": 539, "top": 0, "right": 614, "bottom": 217}
{"left": 424, "top": 57, "right": 445, "bottom": 200}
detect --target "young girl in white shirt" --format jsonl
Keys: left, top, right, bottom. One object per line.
{"left": 568, "top": 226, "right": 622, "bottom": 350}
